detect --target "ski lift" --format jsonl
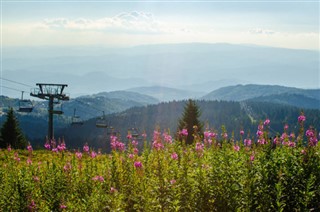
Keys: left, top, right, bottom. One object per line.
{"left": 71, "top": 108, "right": 84, "bottom": 126}
{"left": 129, "top": 127, "right": 140, "bottom": 139}
{"left": 96, "top": 111, "right": 108, "bottom": 128}
{"left": 18, "top": 91, "right": 33, "bottom": 113}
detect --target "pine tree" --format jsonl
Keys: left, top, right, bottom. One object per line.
{"left": 0, "top": 108, "right": 27, "bottom": 149}
{"left": 177, "top": 99, "right": 203, "bottom": 145}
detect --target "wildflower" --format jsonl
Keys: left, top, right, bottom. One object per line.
{"left": 52, "top": 148, "right": 58, "bottom": 153}
{"left": 301, "top": 149, "right": 307, "bottom": 155}
{"left": 264, "top": 119, "right": 270, "bottom": 126}
{"left": 257, "top": 138, "right": 266, "bottom": 145}
{"left": 256, "top": 130, "right": 263, "bottom": 137}
{"left": 171, "top": 152, "right": 178, "bottom": 160}
{"left": 133, "top": 148, "right": 139, "bottom": 154}
{"left": 233, "top": 145, "right": 240, "bottom": 152}
{"left": 179, "top": 129, "right": 188, "bottom": 136}
{"left": 83, "top": 144, "right": 89, "bottom": 153}
{"left": 152, "top": 140, "right": 164, "bottom": 150}
{"left": 90, "top": 151, "right": 97, "bottom": 158}
{"left": 128, "top": 154, "right": 134, "bottom": 159}
{"left": 195, "top": 142, "right": 204, "bottom": 153}
{"left": 57, "top": 141, "right": 66, "bottom": 151}
{"left": 132, "top": 140, "right": 138, "bottom": 147}
{"left": 27, "top": 157, "right": 32, "bottom": 165}
{"left": 134, "top": 161, "right": 143, "bottom": 168}
{"left": 298, "top": 114, "right": 306, "bottom": 123}
{"left": 27, "top": 144, "right": 33, "bottom": 152}
{"left": 63, "top": 162, "right": 72, "bottom": 172}
{"left": 92, "top": 176, "right": 104, "bottom": 182}
{"left": 44, "top": 142, "right": 51, "bottom": 150}
{"left": 170, "top": 179, "right": 176, "bottom": 185}
{"left": 244, "top": 138, "right": 252, "bottom": 146}
{"left": 76, "top": 151, "right": 82, "bottom": 159}
{"left": 28, "top": 200, "right": 36, "bottom": 210}
{"left": 163, "top": 132, "right": 173, "bottom": 143}
{"left": 250, "top": 155, "right": 255, "bottom": 161}
{"left": 141, "top": 133, "right": 147, "bottom": 139}
{"left": 110, "top": 187, "right": 117, "bottom": 193}
{"left": 222, "top": 132, "right": 228, "bottom": 139}
{"left": 7, "top": 145, "right": 11, "bottom": 152}
{"left": 60, "top": 204, "right": 67, "bottom": 209}
{"left": 33, "top": 176, "right": 40, "bottom": 182}
{"left": 127, "top": 133, "right": 132, "bottom": 140}
{"left": 240, "top": 130, "right": 245, "bottom": 136}
{"left": 284, "top": 124, "right": 289, "bottom": 130}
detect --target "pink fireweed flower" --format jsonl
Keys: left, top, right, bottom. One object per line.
{"left": 163, "top": 132, "right": 173, "bottom": 144}
{"left": 28, "top": 200, "right": 36, "bottom": 210}
{"left": 284, "top": 124, "right": 289, "bottom": 130}
{"left": 288, "top": 141, "right": 296, "bottom": 147}
{"left": 7, "top": 145, "right": 11, "bottom": 152}
{"left": 57, "top": 142, "right": 66, "bottom": 152}
{"left": 244, "top": 138, "right": 252, "bottom": 146}
{"left": 33, "top": 176, "right": 40, "bottom": 182}
{"left": 240, "top": 130, "right": 245, "bottom": 136}
{"left": 258, "top": 124, "right": 264, "bottom": 131}
{"left": 222, "top": 132, "right": 228, "bottom": 139}
{"left": 306, "top": 129, "right": 314, "bottom": 138}
{"left": 195, "top": 142, "right": 204, "bottom": 153}
{"left": 264, "top": 119, "right": 270, "bottom": 126}
{"left": 63, "top": 162, "right": 72, "bottom": 172}
{"left": 110, "top": 187, "right": 117, "bottom": 193}
{"left": 60, "top": 204, "right": 67, "bottom": 209}
{"left": 52, "top": 148, "right": 58, "bottom": 153}
{"left": 257, "top": 138, "right": 266, "bottom": 145}
{"left": 83, "top": 144, "right": 89, "bottom": 153}
{"left": 250, "top": 155, "right": 255, "bottom": 161}
{"left": 171, "top": 152, "right": 178, "bottom": 160}
{"left": 44, "top": 142, "right": 51, "bottom": 150}
{"left": 90, "top": 151, "right": 97, "bottom": 158}
{"left": 142, "top": 133, "right": 147, "bottom": 139}
{"left": 152, "top": 140, "right": 164, "bottom": 150}
{"left": 256, "top": 130, "right": 263, "bottom": 137}
{"left": 153, "top": 130, "right": 161, "bottom": 141}
{"left": 179, "top": 129, "right": 188, "bottom": 136}
{"left": 132, "top": 140, "right": 138, "bottom": 147}
{"left": 233, "top": 145, "right": 240, "bottom": 152}
{"left": 298, "top": 114, "right": 306, "bottom": 123}
{"left": 27, "top": 144, "right": 33, "bottom": 152}
{"left": 127, "top": 133, "right": 132, "bottom": 140}
{"left": 27, "top": 157, "right": 32, "bottom": 165}
{"left": 133, "top": 148, "right": 139, "bottom": 155}
{"left": 92, "top": 176, "right": 104, "bottom": 182}
{"left": 76, "top": 151, "right": 82, "bottom": 159}
{"left": 134, "top": 161, "right": 143, "bottom": 168}
{"left": 128, "top": 153, "right": 134, "bottom": 159}
{"left": 301, "top": 149, "right": 307, "bottom": 155}
{"left": 170, "top": 179, "right": 176, "bottom": 185}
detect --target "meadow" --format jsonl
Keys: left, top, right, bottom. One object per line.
{"left": 0, "top": 115, "right": 319, "bottom": 211}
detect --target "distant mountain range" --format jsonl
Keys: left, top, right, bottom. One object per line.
{"left": 2, "top": 43, "right": 318, "bottom": 98}
{"left": 201, "top": 84, "right": 320, "bottom": 109}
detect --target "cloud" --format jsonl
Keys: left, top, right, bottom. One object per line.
{"left": 249, "top": 28, "right": 276, "bottom": 35}
{"left": 39, "top": 11, "right": 167, "bottom": 34}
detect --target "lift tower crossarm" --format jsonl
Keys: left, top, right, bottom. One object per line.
{"left": 30, "top": 83, "right": 69, "bottom": 140}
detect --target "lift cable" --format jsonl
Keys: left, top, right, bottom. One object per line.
{"left": 0, "top": 77, "right": 33, "bottom": 88}
{"left": 1, "top": 85, "right": 28, "bottom": 93}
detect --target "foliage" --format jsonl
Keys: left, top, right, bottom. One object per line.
{"left": 0, "top": 108, "right": 27, "bottom": 149}
{"left": 0, "top": 114, "right": 319, "bottom": 211}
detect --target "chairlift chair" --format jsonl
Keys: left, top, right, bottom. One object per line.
{"left": 18, "top": 91, "right": 33, "bottom": 113}
{"left": 96, "top": 111, "right": 108, "bottom": 128}
{"left": 71, "top": 108, "right": 84, "bottom": 126}
{"left": 129, "top": 128, "right": 140, "bottom": 139}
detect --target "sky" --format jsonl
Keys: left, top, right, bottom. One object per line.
{"left": 1, "top": 0, "right": 319, "bottom": 50}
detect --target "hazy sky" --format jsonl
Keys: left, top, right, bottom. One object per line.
{"left": 2, "top": 0, "right": 319, "bottom": 50}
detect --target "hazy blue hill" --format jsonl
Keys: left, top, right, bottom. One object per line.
{"left": 127, "top": 86, "right": 205, "bottom": 102}
{"left": 202, "top": 84, "right": 320, "bottom": 102}
{"left": 248, "top": 93, "right": 320, "bottom": 109}
{"left": 3, "top": 43, "right": 318, "bottom": 97}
